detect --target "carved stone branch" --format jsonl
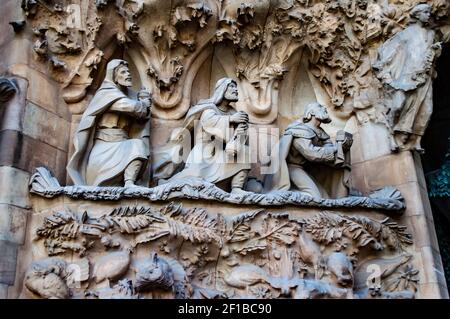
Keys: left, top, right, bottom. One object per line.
{"left": 29, "top": 167, "right": 406, "bottom": 211}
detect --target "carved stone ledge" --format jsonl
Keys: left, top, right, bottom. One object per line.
{"left": 29, "top": 167, "right": 405, "bottom": 212}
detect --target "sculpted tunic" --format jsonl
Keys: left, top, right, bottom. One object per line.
{"left": 67, "top": 81, "right": 150, "bottom": 186}
{"left": 167, "top": 106, "right": 251, "bottom": 184}
{"left": 265, "top": 121, "right": 350, "bottom": 198}
{"left": 373, "top": 23, "right": 437, "bottom": 136}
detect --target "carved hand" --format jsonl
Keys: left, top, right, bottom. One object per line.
{"left": 341, "top": 137, "right": 353, "bottom": 150}
{"left": 138, "top": 90, "right": 152, "bottom": 117}
{"left": 235, "top": 123, "right": 248, "bottom": 136}
{"left": 230, "top": 111, "right": 249, "bottom": 124}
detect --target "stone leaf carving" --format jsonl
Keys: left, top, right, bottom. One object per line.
{"left": 35, "top": 203, "right": 221, "bottom": 256}
{"left": 126, "top": 0, "right": 217, "bottom": 119}
{"left": 22, "top": 1, "right": 104, "bottom": 104}
{"left": 214, "top": 1, "right": 340, "bottom": 123}
{"left": 21, "top": 0, "right": 450, "bottom": 128}
{"left": 303, "top": 212, "right": 413, "bottom": 252}
{"left": 28, "top": 203, "right": 417, "bottom": 299}
{"left": 29, "top": 167, "right": 406, "bottom": 211}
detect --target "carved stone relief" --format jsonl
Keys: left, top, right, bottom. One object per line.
{"left": 11, "top": 0, "right": 450, "bottom": 300}
{"left": 23, "top": 202, "right": 417, "bottom": 299}
{"left": 21, "top": 1, "right": 449, "bottom": 137}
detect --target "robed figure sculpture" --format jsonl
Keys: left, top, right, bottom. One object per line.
{"left": 67, "top": 59, "right": 152, "bottom": 187}
{"left": 153, "top": 78, "right": 251, "bottom": 194}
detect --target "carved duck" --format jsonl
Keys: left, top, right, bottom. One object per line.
{"left": 93, "top": 249, "right": 131, "bottom": 285}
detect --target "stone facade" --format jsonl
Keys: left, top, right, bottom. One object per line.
{"left": 0, "top": 0, "right": 449, "bottom": 299}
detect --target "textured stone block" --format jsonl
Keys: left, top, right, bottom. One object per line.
{"left": 0, "top": 284, "right": 8, "bottom": 299}
{"left": 0, "top": 0, "right": 23, "bottom": 49}
{"left": 396, "top": 182, "right": 427, "bottom": 217}
{"left": 0, "top": 166, "right": 30, "bottom": 209}
{"left": 365, "top": 152, "right": 418, "bottom": 190}
{"left": 0, "top": 130, "right": 67, "bottom": 182}
{"left": 8, "top": 64, "right": 70, "bottom": 120}
{"left": 0, "top": 240, "right": 18, "bottom": 285}
{"left": 349, "top": 132, "right": 364, "bottom": 164}
{"left": 418, "top": 283, "right": 449, "bottom": 299}
{"left": 404, "top": 215, "right": 431, "bottom": 250}
{"left": 0, "top": 204, "right": 28, "bottom": 245}
{"left": 358, "top": 122, "right": 392, "bottom": 161}
{"left": 349, "top": 162, "right": 368, "bottom": 194}
{"left": 0, "top": 38, "right": 33, "bottom": 73}
{"left": 420, "top": 246, "right": 446, "bottom": 286}
{"left": 23, "top": 102, "right": 70, "bottom": 151}
{"left": 412, "top": 152, "right": 428, "bottom": 192}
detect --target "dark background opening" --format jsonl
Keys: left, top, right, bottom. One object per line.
{"left": 421, "top": 41, "right": 450, "bottom": 293}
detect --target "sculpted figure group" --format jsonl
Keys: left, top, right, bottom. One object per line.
{"left": 66, "top": 3, "right": 440, "bottom": 199}
{"left": 67, "top": 59, "right": 355, "bottom": 199}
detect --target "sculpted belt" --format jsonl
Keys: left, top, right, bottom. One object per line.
{"left": 95, "top": 128, "right": 129, "bottom": 142}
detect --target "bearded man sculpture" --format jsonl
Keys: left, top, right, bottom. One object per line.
{"left": 264, "top": 102, "right": 353, "bottom": 199}
{"left": 154, "top": 78, "right": 251, "bottom": 194}
{"left": 67, "top": 59, "right": 152, "bottom": 187}
{"left": 372, "top": 3, "right": 441, "bottom": 152}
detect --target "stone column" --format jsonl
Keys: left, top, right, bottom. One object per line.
{"left": 0, "top": 1, "right": 71, "bottom": 298}
{"left": 351, "top": 121, "right": 449, "bottom": 298}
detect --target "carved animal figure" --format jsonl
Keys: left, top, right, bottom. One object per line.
{"left": 86, "top": 279, "right": 137, "bottom": 299}
{"left": 326, "top": 252, "right": 354, "bottom": 287}
{"left": 224, "top": 264, "right": 350, "bottom": 299}
{"left": 297, "top": 231, "right": 354, "bottom": 287}
{"left": 135, "top": 252, "right": 175, "bottom": 292}
{"left": 93, "top": 250, "right": 131, "bottom": 284}
{"left": 24, "top": 258, "right": 70, "bottom": 299}
{"left": 224, "top": 264, "right": 269, "bottom": 288}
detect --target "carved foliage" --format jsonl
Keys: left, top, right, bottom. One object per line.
{"left": 31, "top": 203, "right": 417, "bottom": 299}
{"left": 21, "top": 0, "right": 449, "bottom": 124}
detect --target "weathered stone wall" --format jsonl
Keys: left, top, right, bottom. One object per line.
{"left": 0, "top": 1, "right": 71, "bottom": 298}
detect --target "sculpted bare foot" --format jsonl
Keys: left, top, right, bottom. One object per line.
{"left": 124, "top": 180, "right": 138, "bottom": 188}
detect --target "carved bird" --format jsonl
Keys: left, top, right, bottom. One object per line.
{"left": 93, "top": 250, "right": 131, "bottom": 285}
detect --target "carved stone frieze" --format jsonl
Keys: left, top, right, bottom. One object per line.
{"left": 23, "top": 202, "right": 417, "bottom": 299}
{"left": 11, "top": 0, "right": 450, "bottom": 301}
